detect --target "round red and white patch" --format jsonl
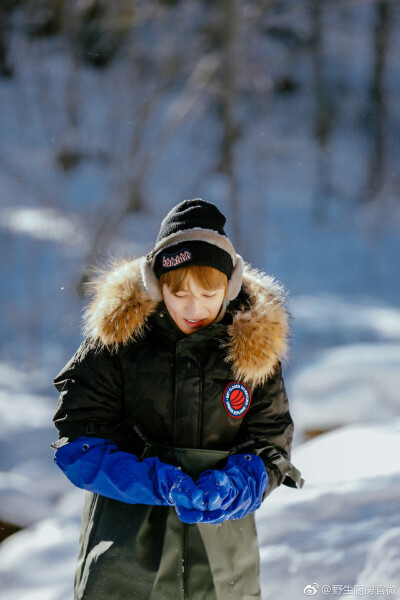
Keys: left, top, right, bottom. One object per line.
{"left": 223, "top": 382, "right": 251, "bottom": 418}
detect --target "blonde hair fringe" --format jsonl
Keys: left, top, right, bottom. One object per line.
{"left": 160, "top": 265, "right": 228, "bottom": 294}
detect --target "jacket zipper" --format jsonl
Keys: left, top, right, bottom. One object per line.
{"left": 182, "top": 523, "right": 188, "bottom": 599}
{"left": 196, "top": 361, "right": 203, "bottom": 448}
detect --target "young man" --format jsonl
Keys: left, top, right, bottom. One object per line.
{"left": 52, "top": 198, "right": 303, "bottom": 600}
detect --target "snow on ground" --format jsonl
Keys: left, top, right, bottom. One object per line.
{"left": 0, "top": 509, "right": 82, "bottom": 600}
{"left": 290, "top": 342, "right": 400, "bottom": 434}
{"left": 0, "top": 207, "right": 86, "bottom": 246}
{"left": 0, "top": 418, "right": 399, "bottom": 599}
{"left": 291, "top": 296, "right": 400, "bottom": 342}
{"left": 0, "top": 363, "right": 70, "bottom": 527}
{"left": 256, "top": 421, "right": 400, "bottom": 599}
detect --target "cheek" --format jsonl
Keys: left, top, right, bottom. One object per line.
{"left": 170, "top": 300, "right": 180, "bottom": 316}
{"left": 164, "top": 296, "right": 176, "bottom": 317}
{"left": 209, "top": 298, "right": 223, "bottom": 316}
{"left": 173, "top": 299, "right": 186, "bottom": 317}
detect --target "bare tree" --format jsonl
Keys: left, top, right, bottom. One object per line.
{"left": 310, "top": 0, "right": 334, "bottom": 225}
{"left": 0, "top": 4, "right": 13, "bottom": 78}
{"left": 215, "top": 0, "right": 242, "bottom": 247}
{"left": 365, "top": 0, "right": 390, "bottom": 204}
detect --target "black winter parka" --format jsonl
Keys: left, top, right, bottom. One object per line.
{"left": 52, "top": 259, "right": 301, "bottom": 600}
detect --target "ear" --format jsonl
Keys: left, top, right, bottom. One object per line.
{"left": 140, "top": 257, "right": 163, "bottom": 302}
{"left": 227, "top": 255, "right": 244, "bottom": 300}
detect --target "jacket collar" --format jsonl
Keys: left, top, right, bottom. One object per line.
{"left": 149, "top": 302, "right": 229, "bottom": 347}
{"left": 82, "top": 257, "right": 290, "bottom": 387}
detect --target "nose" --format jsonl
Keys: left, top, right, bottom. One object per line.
{"left": 186, "top": 296, "right": 204, "bottom": 318}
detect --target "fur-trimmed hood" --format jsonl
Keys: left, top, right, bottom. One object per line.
{"left": 82, "top": 258, "right": 290, "bottom": 387}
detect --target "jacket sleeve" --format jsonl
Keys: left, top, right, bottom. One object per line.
{"left": 52, "top": 339, "right": 207, "bottom": 507}
{"left": 53, "top": 435, "right": 199, "bottom": 507}
{"left": 234, "top": 362, "right": 303, "bottom": 498}
{"left": 52, "top": 337, "right": 124, "bottom": 445}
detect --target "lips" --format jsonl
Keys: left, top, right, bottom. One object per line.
{"left": 184, "top": 319, "right": 205, "bottom": 328}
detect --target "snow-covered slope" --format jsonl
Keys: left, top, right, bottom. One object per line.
{"left": 257, "top": 422, "right": 400, "bottom": 598}
{"left": 0, "top": 421, "right": 399, "bottom": 600}
{"left": 0, "top": 363, "right": 70, "bottom": 528}
{"left": 290, "top": 342, "right": 400, "bottom": 434}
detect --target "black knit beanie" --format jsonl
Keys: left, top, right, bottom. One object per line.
{"left": 140, "top": 198, "right": 244, "bottom": 302}
{"left": 153, "top": 199, "right": 234, "bottom": 279}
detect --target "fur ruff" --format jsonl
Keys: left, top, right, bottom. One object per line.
{"left": 82, "top": 257, "right": 290, "bottom": 387}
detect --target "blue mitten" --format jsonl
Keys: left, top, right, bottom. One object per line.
{"left": 169, "top": 477, "right": 205, "bottom": 510}
{"left": 175, "top": 503, "right": 227, "bottom": 524}
{"left": 173, "top": 463, "right": 238, "bottom": 522}
{"left": 217, "top": 453, "right": 268, "bottom": 520}
{"left": 175, "top": 504, "right": 206, "bottom": 524}
{"left": 54, "top": 436, "right": 199, "bottom": 507}
{"left": 195, "top": 469, "right": 237, "bottom": 510}
{"left": 179, "top": 453, "right": 269, "bottom": 524}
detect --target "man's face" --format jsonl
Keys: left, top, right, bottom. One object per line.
{"left": 162, "top": 275, "right": 226, "bottom": 335}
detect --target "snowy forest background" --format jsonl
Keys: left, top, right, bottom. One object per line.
{"left": 0, "top": 1, "right": 400, "bottom": 598}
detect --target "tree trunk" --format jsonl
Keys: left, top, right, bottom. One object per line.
{"left": 218, "top": 0, "right": 241, "bottom": 247}
{"left": 364, "top": 0, "right": 389, "bottom": 204}
{"left": 310, "top": 0, "right": 333, "bottom": 225}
